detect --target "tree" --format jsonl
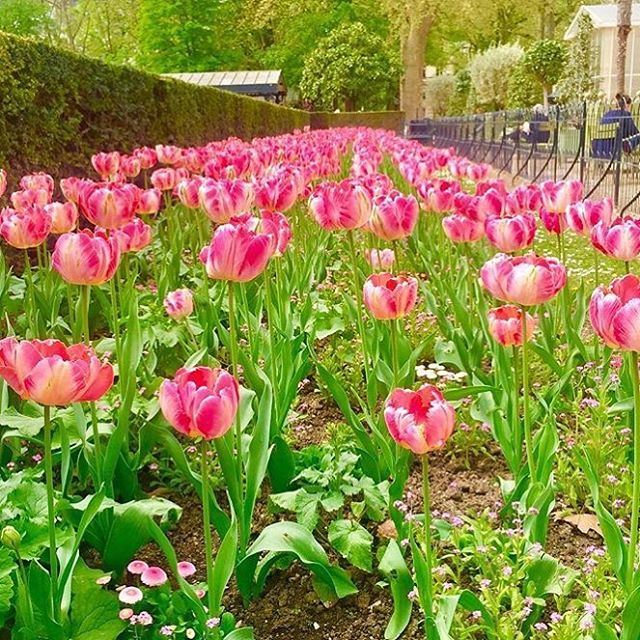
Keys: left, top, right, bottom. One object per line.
{"left": 556, "top": 13, "right": 598, "bottom": 102}
{"left": 299, "top": 22, "right": 400, "bottom": 111}
{"left": 617, "top": 0, "right": 632, "bottom": 93}
{"left": 0, "top": 0, "right": 51, "bottom": 37}
{"left": 522, "top": 39, "right": 566, "bottom": 105}
{"left": 507, "top": 61, "right": 542, "bottom": 108}
{"left": 468, "top": 44, "right": 523, "bottom": 111}
{"left": 423, "top": 75, "right": 456, "bottom": 116}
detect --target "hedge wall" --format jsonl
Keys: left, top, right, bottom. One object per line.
{"left": 310, "top": 111, "right": 405, "bottom": 134}
{"left": 0, "top": 32, "right": 310, "bottom": 180}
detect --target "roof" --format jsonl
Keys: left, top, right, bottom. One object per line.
{"left": 565, "top": 4, "right": 640, "bottom": 38}
{"left": 164, "top": 70, "right": 285, "bottom": 96}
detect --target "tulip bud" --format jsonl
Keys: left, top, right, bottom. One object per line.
{"left": 1, "top": 525, "right": 21, "bottom": 550}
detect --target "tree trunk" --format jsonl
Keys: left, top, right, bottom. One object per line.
{"left": 400, "top": 14, "right": 431, "bottom": 120}
{"left": 617, "top": 0, "right": 632, "bottom": 94}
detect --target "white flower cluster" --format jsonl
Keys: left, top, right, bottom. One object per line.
{"left": 416, "top": 362, "right": 467, "bottom": 383}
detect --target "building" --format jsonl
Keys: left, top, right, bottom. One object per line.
{"left": 164, "top": 70, "right": 287, "bottom": 103}
{"left": 564, "top": 4, "right": 640, "bottom": 97}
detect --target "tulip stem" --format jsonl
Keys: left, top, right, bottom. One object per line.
{"left": 390, "top": 319, "right": 400, "bottom": 388}
{"left": 23, "top": 250, "right": 36, "bottom": 337}
{"left": 109, "top": 277, "right": 121, "bottom": 362}
{"left": 43, "top": 405, "right": 59, "bottom": 620}
{"left": 346, "top": 231, "right": 372, "bottom": 399}
{"left": 628, "top": 350, "right": 640, "bottom": 591}
{"left": 200, "top": 439, "right": 217, "bottom": 618}
{"left": 264, "top": 268, "right": 280, "bottom": 429}
{"left": 421, "top": 454, "right": 434, "bottom": 625}
{"left": 512, "top": 345, "right": 522, "bottom": 477}
{"left": 520, "top": 306, "right": 536, "bottom": 481}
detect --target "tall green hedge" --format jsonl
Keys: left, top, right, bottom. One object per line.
{"left": 0, "top": 32, "right": 310, "bottom": 180}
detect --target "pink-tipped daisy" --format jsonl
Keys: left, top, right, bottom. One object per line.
{"left": 119, "top": 608, "right": 135, "bottom": 621}
{"left": 141, "top": 566, "right": 168, "bottom": 587}
{"left": 118, "top": 586, "right": 143, "bottom": 604}
{"left": 95, "top": 575, "right": 112, "bottom": 586}
{"left": 127, "top": 560, "right": 149, "bottom": 575}
{"left": 177, "top": 561, "right": 196, "bottom": 578}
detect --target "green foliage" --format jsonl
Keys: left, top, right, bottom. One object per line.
{"left": 299, "top": 22, "right": 400, "bottom": 111}
{"left": 0, "top": 0, "right": 50, "bottom": 37}
{"left": 468, "top": 44, "right": 524, "bottom": 110}
{"left": 0, "top": 32, "right": 308, "bottom": 184}
{"left": 507, "top": 61, "right": 542, "bottom": 109}
{"left": 522, "top": 39, "right": 567, "bottom": 96}
{"left": 423, "top": 75, "right": 456, "bottom": 117}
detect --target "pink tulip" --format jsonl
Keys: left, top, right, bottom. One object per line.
{"left": 590, "top": 274, "right": 640, "bottom": 350}
{"left": 91, "top": 152, "right": 120, "bottom": 179}
{"left": 384, "top": 384, "right": 455, "bottom": 455}
{"left": 442, "top": 213, "right": 484, "bottom": 243}
{"left": 155, "top": 144, "right": 183, "bottom": 165}
{"left": 309, "top": 180, "right": 372, "bottom": 230}
{"left": 566, "top": 198, "right": 616, "bottom": 236}
{"left": 79, "top": 182, "right": 137, "bottom": 229}
{"left": 111, "top": 217, "right": 152, "bottom": 253}
{"left": 505, "top": 185, "right": 542, "bottom": 215}
{"left": 177, "top": 178, "right": 203, "bottom": 209}
{"left": 365, "top": 248, "right": 395, "bottom": 270}
{"left": 477, "top": 188, "right": 505, "bottom": 219}
{"left": 466, "top": 163, "right": 490, "bottom": 182}
{"left": 11, "top": 188, "right": 50, "bottom": 211}
{"left": 120, "top": 155, "right": 142, "bottom": 179}
{"left": 133, "top": 146, "right": 158, "bottom": 170}
{"left": 258, "top": 211, "right": 291, "bottom": 256}
{"left": 0, "top": 338, "right": 114, "bottom": 406}
{"left": 0, "top": 205, "right": 51, "bottom": 248}
{"left": 591, "top": 218, "right": 640, "bottom": 262}
{"left": 159, "top": 366, "right": 239, "bottom": 440}
{"left": 20, "top": 173, "right": 54, "bottom": 197}
{"left": 199, "top": 222, "right": 274, "bottom": 282}
{"left": 164, "top": 289, "right": 194, "bottom": 321}
{"left": 151, "top": 168, "right": 177, "bottom": 192}
{"left": 369, "top": 193, "right": 419, "bottom": 241}
{"left": 540, "top": 180, "right": 583, "bottom": 214}
{"left": 363, "top": 272, "right": 418, "bottom": 320}
{"left": 417, "top": 181, "right": 459, "bottom": 213}
{"left": 52, "top": 229, "right": 120, "bottom": 285}
{"left": 60, "top": 177, "right": 86, "bottom": 204}
{"left": 539, "top": 207, "right": 567, "bottom": 235}
{"left": 480, "top": 253, "right": 567, "bottom": 306}
{"left": 137, "top": 188, "right": 162, "bottom": 215}
{"left": 0, "top": 169, "right": 6, "bottom": 198}
{"left": 485, "top": 214, "right": 536, "bottom": 253}
{"left": 254, "top": 173, "right": 299, "bottom": 212}
{"left": 487, "top": 305, "right": 537, "bottom": 347}
{"left": 45, "top": 202, "right": 78, "bottom": 234}
{"left": 199, "top": 179, "right": 254, "bottom": 224}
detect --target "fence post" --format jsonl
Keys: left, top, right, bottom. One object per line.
{"left": 553, "top": 105, "right": 560, "bottom": 181}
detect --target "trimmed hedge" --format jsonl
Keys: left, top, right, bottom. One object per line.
{"left": 310, "top": 111, "right": 405, "bottom": 134}
{"left": 0, "top": 32, "right": 309, "bottom": 180}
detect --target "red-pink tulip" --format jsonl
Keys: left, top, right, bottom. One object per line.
{"left": 137, "top": 188, "right": 162, "bottom": 215}
{"left": 0, "top": 338, "right": 114, "bottom": 406}
{"left": 258, "top": 211, "right": 291, "bottom": 256}
{"left": 505, "top": 185, "right": 541, "bottom": 215}
{"left": 254, "top": 173, "right": 299, "bottom": 212}
{"left": 91, "top": 152, "right": 120, "bottom": 179}
{"left": 442, "top": 213, "right": 484, "bottom": 243}
{"left": 133, "top": 147, "right": 158, "bottom": 170}
{"left": 150, "top": 168, "right": 177, "bottom": 192}
{"left": 485, "top": 214, "right": 536, "bottom": 253}
{"left": 384, "top": 384, "right": 455, "bottom": 454}
{"left": 45, "top": 202, "right": 78, "bottom": 234}
{"left": 164, "top": 289, "right": 194, "bottom": 321}
{"left": 590, "top": 274, "right": 640, "bottom": 350}
{"left": 52, "top": 229, "right": 121, "bottom": 285}
{"left": 111, "top": 217, "right": 152, "bottom": 253}
{"left": 477, "top": 188, "right": 505, "bottom": 219}
{"left": 20, "top": 173, "right": 54, "bottom": 197}
{"left": 120, "top": 155, "right": 142, "bottom": 179}
{"left": 480, "top": 253, "right": 567, "bottom": 306}
{"left": 199, "top": 179, "right": 254, "bottom": 224}
{"left": 363, "top": 272, "right": 418, "bottom": 320}
{"left": 566, "top": 198, "right": 616, "bottom": 236}
{"left": 79, "top": 183, "right": 137, "bottom": 229}
{"left": 11, "top": 188, "right": 50, "bottom": 211}
{"left": 309, "top": 180, "right": 372, "bottom": 230}
{"left": 540, "top": 180, "right": 583, "bottom": 214}
{"left": 369, "top": 193, "right": 419, "bottom": 241}
{"left": 0, "top": 205, "right": 51, "bottom": 248}
{"left": 487, "top": 305, "right": 537, "bottom": 347}
{"left": 539, "top": 207, "right": 567, "bottom": 235}
{"left": 365, "top": 248, "right": 395, "bottom": 270}
{"left": 199, "top": 222, "right": 274, "bottom": 282}
{"left": 159, "top": 366, "right": 239, "bottom": 440}
{"left": 591, "top": 218, "right": 640, "bottom": 261}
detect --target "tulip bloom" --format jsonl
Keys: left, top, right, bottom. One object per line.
{"left": 0, "top": 338, "right": 114, "bottom": 405}
{"left": 384, "top": 384, "right": 455, "bottom": 454}
{"left": 365, "top": 248, "right": 395, "bottom": 270}
{"left": 155, "top": 144, "right": 183, "bottom": 165}
{"left": 258, "top": 211, "right": 291, "bottom": 256}
{"left": 199, "top": 222, "right": 274, "bottom": 282}
{"left": 539, "top": 207, "right": 567, "bottom": 235}
{"left": 590, "top": 274, "right": 640, "bottom": 350}
{"left": 0, "top": 205, "right": 52, "bottom": 248}
{"left": 566, "top": 198, "right": 616, "bottom": 236}
{"left": 150, "top": 168, "right": 178, "bottom": 192}
{"left": 485, "top": 214, "right": 536, "bottom": 253}
{"left": 591, "top": 218, "right": 640, "bottom": 262}
{"left": 20, "top": 173, "right": 54, "bottom": 197}
{"left": 11, "top": 188, "right": 50, "bottom": 211}
{"left": 487, "top": 305, "right": 537, "bottom": 347}
{"left": 199, "top": 179, "right": 254, "bottom": 224}
{"left": 369, "top": 193, "right": 419, "bottom": 241}
{"left": 480, "top": 253, "right": 566, "bottom": 306}
{"left": 45, "top": 202, "right": 78, "bottom": 234}
{"left": 52, "top": 229, "right": 121, "bottom": 285}
{"left": 309, "top": 180, "right": 372, "bottom": 230}
{"left": 119, "top": 155, "right": 142, "bottom": 179}
{"left": 137, "top": 188, "right": 162, "bottom": 215}
{"left": 477, "top": 188, "right": 505, "bottom": 219}
{"left": 79, "top": 183, "right": 137, "bottom": 229}
{"left": 442, "top": 213, "right": 484, "bottom": 243}
{"left": 60, "top": 177, "right": 86, "bottom": 204}
{"left": 0, "top": 169, "right": 6, "bottom": 198}
{"left": 177, "top": 178, "right": 203, "bottom": 209}
{"left": 91, "top": 152, "right": 120, "bottom": 179}
{"left": 254, "top": 173, "right": 299, "bottom": 212}
{"left": 111, "top": 217, "right": 152, "bottom": 253}
{"left": 133, "top": 146, "right": 158, "bottom": 170}
{"left": 505, "top": 185, "right": 542, "bottom": 215}
{"left": 159, "top": 366, "right": 239, "bottom": 439}
{"left": 540, "top": 179, "right": 583, "bottom": 214}
{"left": 164, "top": 289, "right": 194, "bottom": 321}
{"left": 363, "top": 272, "right": 418, "bottom": 320}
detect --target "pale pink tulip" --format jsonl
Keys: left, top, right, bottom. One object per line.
{"left": 11, "top": 188, "right": 50, "bottom": 211}
{"left": 254, "top": 173, "right": 299, "bottom": 212}
{"left": 45, "top": 202, "right": 78, "bottom": 234}
{"left": 485, "top": 214, "right": 536, "bottom": 253}
{"left": 365, "top": 248, "right": 395, "bottom": 270}
{"left": 20, "top": 173, "right": 54, "bottom": 197}
{"left": 363, "top": 273, "right": 418, "bottom": 320}
{"left": 120, "top": 155, "right": 142, "bottom": 179}
{"left": 155, "top": 144, "right": 183, "bottom": 165}
{"left": 177, "top": 178, "right": 203, "bottom": 209}
{"left": 487, "top": 305, "right": 537, "bottom": 347}
{"left": 133, "top": 147, "right": 158, "bottom": 170}
{"left": 164, "top": 289, "right": 194, "bottom": 321}
{"left": 137, "top": 189, "right": 162, "bottom": 215}
{"left": 442, "top": 214, "right": 484, "bottom": 243}
{"left": 151, "top": 168, "right": 177, "bottom": 192}
{"left": 111, "top": 218, "right": 151, "bottom": 253}
{"left": 60, "top": 177, "right": 87, "bottom": 204}
{"left": 91, "top": 152, "right": 120, "bottom": 179}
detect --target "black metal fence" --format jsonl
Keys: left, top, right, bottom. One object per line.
{"left": 407, "top": 100, "right": 640, "bottom": 212}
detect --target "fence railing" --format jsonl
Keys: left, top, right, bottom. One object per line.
{"left": 406, "top": 100, "right": 640, "bottom": 212}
